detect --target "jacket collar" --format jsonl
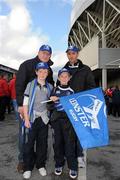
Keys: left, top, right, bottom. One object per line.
{"left": 59, "top": 84, "right": 69, "bottom": 89}
{"left": 64, "top": 59, "right": 84, "bottom": 69}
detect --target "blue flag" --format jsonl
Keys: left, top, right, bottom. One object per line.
{"left": 60, "top": 87, "right": 109, "bottom": 149}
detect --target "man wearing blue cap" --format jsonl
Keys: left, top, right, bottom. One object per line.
{"left": 64, "top": 45, "right": 96, "bottom": 168}
{"left": 16, "top": 45, "right": 54, "bottom": 173}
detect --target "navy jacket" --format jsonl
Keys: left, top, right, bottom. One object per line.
{"left": 16, "top": 56, "right": 54, "bottom": 106}
{"left": 64, "top": 59, "right": 96, "bottom": 92}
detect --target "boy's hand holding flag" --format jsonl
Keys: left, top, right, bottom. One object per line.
{"left": 60, "top": 87, "right": 109, "bottom": 149}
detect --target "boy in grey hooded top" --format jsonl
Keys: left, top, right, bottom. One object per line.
{"left": 23, "top": 62, "right": 53, "bottom": 179}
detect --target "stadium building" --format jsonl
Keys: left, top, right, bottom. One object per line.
{"left": 0, "top": 64, "right": 17, "bottom": 80}
{"left": 68, "top": 0, "right": 120, "bottom": 89}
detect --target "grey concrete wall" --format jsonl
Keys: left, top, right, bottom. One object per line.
{"left": 99, "top": 48, "right": 120, "bottom": 68}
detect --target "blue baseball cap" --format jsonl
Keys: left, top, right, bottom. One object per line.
{"left": 39, "top": 45, "right": 52, "bottom": 54}
{"left": 66, "top": 45, "right": 79, "bottom": 53}
{"left": 35, "top": 62, "right": 49, "bottom": 70}
{"left": 58, "top": 68, "right": 70, "bottom": 77}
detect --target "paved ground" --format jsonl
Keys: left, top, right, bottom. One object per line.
{"left": 0, "top": 113, "right": 86, "bottom": 180}
{"left": 0, "top": 113, "right": 119, "bottom": 180}
{"left": 87, "top": 115, "right": 120, "bottom": 180}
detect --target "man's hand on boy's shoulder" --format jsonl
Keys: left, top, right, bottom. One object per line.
{"left": 50, "top": 96, "right": 59, "bottom": 102}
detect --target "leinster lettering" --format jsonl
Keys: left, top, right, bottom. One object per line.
{"left": 69, "top": 109, "right": 78, "bottom": 121}
{"left": 69, "top": 98, "right": 90, "bottom": 127}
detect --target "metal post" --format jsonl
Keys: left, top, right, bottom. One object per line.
{"left": 102, "top": 0, "right": 107, "bottom": 90}
{"left": 102, "top": 68, "right": 107, "bottom": 90}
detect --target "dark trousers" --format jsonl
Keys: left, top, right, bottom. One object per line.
{"left": 6, "top": 96, "right": 11, "bottom": 114}
{"left": 0, "top": 96, "right": 7, "bottom": 121}
{"left": 18, "top": 116, "right": 26, "bottom": 163}
{"left": 108, "top": 102, "right": 113, "bottom": 115}
{"left": 76, "top": 139, "right": 84, "bottom": 157}
{"left": 113, "top": 104, "right": 120, "bottom": 117}
{"left": 51, "top": 113, "right": 77, "bottom": 171}
{"left": 23, "top": 117, "right": 48, "bottom": 171}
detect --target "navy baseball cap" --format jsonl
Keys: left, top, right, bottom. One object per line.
{"left": 35, "top": 62, "right": 49, "bottom": 70}
{"left": 66, "top": 45, "right": 79, "bottom": 53}
{"left": 58, "top": 68, "right": 70, "bottom": 77}
{"left": 39, "top": 45, "right": 52, "bottom": 54}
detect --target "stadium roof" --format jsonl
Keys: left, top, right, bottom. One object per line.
{"left": 68, "top": 0, "right": 120, "bottom": 49}
{"left": 0, "top": 64, "right": 17, "bottom": 74}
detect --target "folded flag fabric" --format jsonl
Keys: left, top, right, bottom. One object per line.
{"left": 60, "top": 87, "right": 109, "bottom": 149}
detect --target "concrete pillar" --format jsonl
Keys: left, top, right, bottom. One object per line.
{"left": 102, "top": 3, "right": 107, "bottom": 90}
{"left": 102, "top": 68, "right": 107, "bottom": 90}
{"left": 101, "top": 31, "right": 107, "bottom": 90}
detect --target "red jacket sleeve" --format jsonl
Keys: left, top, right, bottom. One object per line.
{"left": 3, "top": 80, "right": 9, "bottom": 96}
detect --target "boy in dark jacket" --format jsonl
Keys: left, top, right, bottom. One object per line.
{"left": 50, "top": 68, "right": 78, "bottom": 179}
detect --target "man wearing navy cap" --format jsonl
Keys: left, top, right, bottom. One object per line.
{"left": 63, "top": 45, "right": 96, "bottom": 168}
{"left": 16, "top": 45, "right": 54, "bottom": 173}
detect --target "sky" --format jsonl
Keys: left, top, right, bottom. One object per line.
{"left": 0, "top": 0, "right": 75, "bottom": 77}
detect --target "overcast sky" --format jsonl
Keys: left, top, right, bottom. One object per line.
{"left": 0, "top": 0, "right": 75, "bottom": 78}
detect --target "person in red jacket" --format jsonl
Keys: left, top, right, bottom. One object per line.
{"left": 0, "top": 73, "right": 9, "bottom": 121}
{"left": 9, "top": 73, "right": 19, "bottom": 121}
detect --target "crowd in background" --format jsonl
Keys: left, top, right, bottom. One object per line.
{"left": 0, "top": 72, "right": 18, "bottom": 122}
{"left": 104, "top": 86, "right": 120, "bottom": 117}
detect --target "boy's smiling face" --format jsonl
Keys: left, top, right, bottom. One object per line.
{"left": 58, "top": 72, "right": 71, "bottom": 86}
{"left": 36, "top": 69, "right": 48, "bottom": 80}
